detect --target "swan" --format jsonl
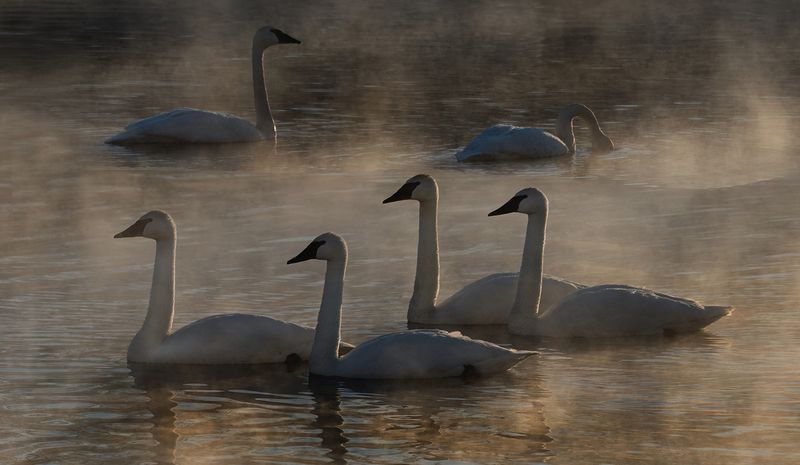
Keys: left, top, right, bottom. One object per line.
{"left": 455, "top": 103, "right": 614, "bottom": 161}
{"left": 287, "top": 233, "right": 534, "bottom": 379}
{"left": 114, "top": 210, "right": 351, "bottom": 364}
{"left": 105, "top": 26, "right": 300, "bottom": 145}
{"left": 383, "top": 174, "right": 584, "bottom": 325}
{"left": 488, "top": 188, "right": 734, "bottom": 337}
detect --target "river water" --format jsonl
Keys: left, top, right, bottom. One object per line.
{"left": 2, "top": 1, "right": 800, "bottom": 464}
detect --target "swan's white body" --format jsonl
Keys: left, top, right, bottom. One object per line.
{"left": 383, "top": 175, "right": 583, "bottom": 325}
{"left": 106, "top": 108, "right": 266, "bottom": 145}
{"left": 130, "top": 313, "right": 317, "bottom": 364}
{"left": 432, "top": 272, "right": 583, "bottom": 325}
{"left": 116, "top": 210, "right": 350, "bottom": 365}
{"left": 456, "top": 125, "right": 570, "bottom": 161}
{"left": 529, "top": 285, "right": 734, "bottom": 337}
{"left": 288, "top": 233, "right": 534, "bottom": 379}
{"left": 106, "top": 27, "right": 299, "bottom": 145}
{"left": 455, "top": 104, "right": 614, "bottom": 161}
{"left": 490, "top": 188, "right": 733, "bottom": 337}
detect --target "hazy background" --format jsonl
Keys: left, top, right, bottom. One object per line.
{"left": 2, "top": 1, "right": 800, "bottom": 464}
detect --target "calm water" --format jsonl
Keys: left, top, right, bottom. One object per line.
{"left": 2, "top": 1, "right": 800, "bottom": 464}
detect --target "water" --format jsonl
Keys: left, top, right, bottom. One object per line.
{"left": 2, "top": 0, "right": 800, "bottom": 463}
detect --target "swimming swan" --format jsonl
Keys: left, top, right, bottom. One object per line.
{"left": 287, "top": 233, "right": 534, "bottom": 379}
{"left": 115, "top": 210, "right": 351, "bottom": 364}
{"left": 383, "top": 174, "right": 584, "bottom": 325}
{"left": 106, "top": 27, "right": 300, "bottom": 145}
{"left": 488, "top": 188, "right": 733, "bottom": 337}
{"left": 455, "top": 103, "right": 614, "bottom": 161}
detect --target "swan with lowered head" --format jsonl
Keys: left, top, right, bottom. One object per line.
{"left": 115, "top": 210, "right": 351, "bottom": 364}
{"left": 488, "top": 188, "right": 733, "bottom": 337}
{"left": 455, "top": 104, "right": 614, "bottom": 161}
{"left": 287, "top": 233, "right": 534, "bottom": 379}
{"left": 106, "top": 26, "right": 300, "bottom": 145}
{"left": 383, "top": 174, "right": 584, "bottom": 325}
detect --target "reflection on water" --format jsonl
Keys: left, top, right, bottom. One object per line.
{"left": 2, "top": 0, "right": 800, "bottom": 464}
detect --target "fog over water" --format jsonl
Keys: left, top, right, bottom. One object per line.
{"left": 2, "top": 1, "right": 800, "bottom": 464}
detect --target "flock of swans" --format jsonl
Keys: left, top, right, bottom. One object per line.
{"left": 110, "top": 26, "right": 732, "bottom": 380}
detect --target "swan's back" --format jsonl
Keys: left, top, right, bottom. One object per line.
{"left": 333, "top": 329, "right": 533, "bottom": 379}
{"left": 433, "top": 273, "right": 584, "bottom": 325}
{"left": 106, "top": 108, "right": 266, "bottom": 145}
{"left": 134, "top": 313, "right": 315, "bottom": 364}
{"left": 455, "top": 125, "right": 570, "bottom": 161}
{"left": 539, "top": 284, "right": 733, "bottom": 337}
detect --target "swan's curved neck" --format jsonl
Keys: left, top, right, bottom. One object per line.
{"left": 131, "top": 236, "right": 176, "bottom": 355}
{"left": 555, "top": 104, "right": 602, "bottom": 153}
{"left": 509, "top": 210, "right": 547, "bottom": 327}
{"left": 310, "top": 255, "right": 347, "bottom": 374}
{"left": 252, "top": 45, "right": 275, "bottom": 135}
{"left": 409, "top": 198, "right": 440, "bottom": 320}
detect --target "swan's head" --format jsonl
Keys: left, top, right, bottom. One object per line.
{"left": 287, "top": 232, "right": 347, "bottom": 264}
{"left": 488, "top": 188, "right": 548, "bottom": 216}
{"left": 254, "top": 26, "right": 301, "bottom": 50}
{"left": 383, "top": 174, "right": 438, "bottom": 204}
{"left": 592, "top": 131, "right": 615, "bottom": 152}
{"left": 114, "top": 210, "right": 176, "bottom": 241}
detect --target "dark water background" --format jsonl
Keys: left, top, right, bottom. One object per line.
{"left": 2, "top": 1, "right": 800, "bottom": 463}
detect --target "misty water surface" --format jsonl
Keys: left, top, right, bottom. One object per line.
{"left": 2, "top": 0, "right": 800, "bottom": 464}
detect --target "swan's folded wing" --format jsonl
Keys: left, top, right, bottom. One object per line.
{"left": 541, "top": 285, "right": 729, "bottom": 337}
{"left": 108, "top": 108, "right": 264, "bottom": 144}
{"left": 455, "top": 125, "right": 569, "bottom": 161}
{"left": 435, "top": 273, "right": 584, "bottom": 324}
{"left": 336, "top": 329, "right": 534, "bottom": 379}
{"left": 151, "top": 313, "right": 316, "bottom": 364}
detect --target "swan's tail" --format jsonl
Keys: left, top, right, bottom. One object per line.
{"left": 473, "top": 350, "right": 536, "bottom": 375}
{"left": 105, "top": 130, "right": 135, "bottom": 145}
{"left": 665, "top": 305, "right": 733, "bottom": 334}
{"left": 702, "top": 305, "right": 734, "bottom": 324}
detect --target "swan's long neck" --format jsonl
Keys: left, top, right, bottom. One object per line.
{"left": 310, "top": 255, "right": 347, "bottom": 374}
{"left": 132, "top": 236, "right": 176, "bottom": 355}
{"left": 509, "top": 210, "right": 547, "bottom": 328}
{"left": 251, "top": 45, "right": 275, "bottom": 135}
{"left": 408, "top": 198, "right": 440, "bottom": 320}
{"left": 555, "top": 104, "right": 603, "bottom": 153}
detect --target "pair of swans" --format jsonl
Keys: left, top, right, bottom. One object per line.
{"left": 106, "top": 27, "right": 300, "bottom": 145}
{"left": 114, "top": 210, "right": 352, "bottom": 364}
{"left": 385, "top": 175, "right": 732, "bottom": 336}
{"left": 383, "top": 174, "right": 584, "bottom": 325}
{"left": 115, "top": 211, "right": 532, "bottom": 379}
{"left": 104, "top": 25, "right": 613, "bottom": 163}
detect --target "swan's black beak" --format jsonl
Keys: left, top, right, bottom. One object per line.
{"left": 488, "top": 195, "right": 526, "bottom": 216}
{"left": 114, "top": 218, "right": 152, "bottom": 238}
{"left": 383, "top": 181, "right": 420, "bottom": 204}
{"left": 272, "top": 28, "right": 301, "bottom": 44}
{"left": 287, "top": 240, "right": 326, "bottom": 264}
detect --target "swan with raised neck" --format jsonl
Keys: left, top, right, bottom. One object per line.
{"left": 106, "top": 26, "right": 300, "bottom": 145}
{"left": 287, "top": 232, "right": 534, "bottom": 379}
{"left": 455, "top": 103, "right": 614, "bottom": 161}
{"left": 488, "top": 189, "right": 734, "bottom": 337}
{"left": 383, "top": 174, "right": 583, "bottom": 325}
{"left": 115, "top": 210, "right": 351, "bottom": 364}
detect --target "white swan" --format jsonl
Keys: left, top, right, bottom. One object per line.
{"left": 115, "top": 210, "right": 351, "bottom": 364}
{"left": 105, "top": 27, "right": 300, "bottom": 145}
{"left": 287, "top": 233, "right": 534, "bottom": 379}
{"left": 488, "top": 188, "right": 734, "bottom": 337}
{"left": 455, "top": 103, "right": 614, "bottom": 161}
{"left": 383, "top": 174, "right": 584, "bottom": 325}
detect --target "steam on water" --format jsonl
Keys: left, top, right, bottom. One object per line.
{"left": 1, "top": 1, "right": 800, "bottom": 464}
